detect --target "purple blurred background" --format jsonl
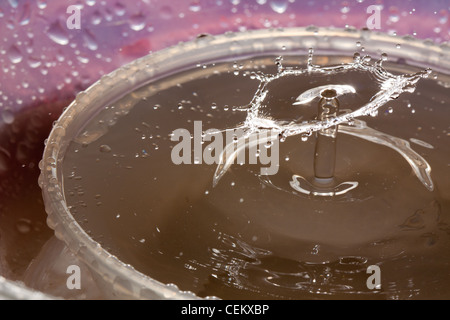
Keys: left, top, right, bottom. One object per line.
{"left": 0, "top": 0, "right": 448, "bottom": 115}
{"left": 0, "top": 0, "right": 448, "bottom": 283}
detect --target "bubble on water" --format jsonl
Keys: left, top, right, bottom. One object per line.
{"left": 270, "top": 1, "right": 288, "bottom": 14}
{"left": 47, "top": 20, "right": 69, "bottom": 45}
{"left": 7, "top": 45, "right": 23, "bottom": 64}
{"left": 86, "top": 0, "right": 96, "bottom": 6}
{"left": 257, "top": 0, "right": 267, "bottom": 4}
{"left": 99, "top": 145, "right": 112, "bottom": 153}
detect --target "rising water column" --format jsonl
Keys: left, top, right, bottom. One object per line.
{"left": 314, "top": 89, "right": 339, "bottom": 187}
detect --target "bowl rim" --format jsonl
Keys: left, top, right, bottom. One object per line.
{"left": 39, "top": 26, "right": 450, "bottom": 299}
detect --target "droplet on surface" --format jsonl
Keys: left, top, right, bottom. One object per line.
{"left": 270, "top": 0, "right": 288, "bottom": 14}
{"left": 47, "top": 20, "right": 69, "bottom": 45}
{"left": 129, "top": 13, "right": 146, "bottom": 31}
{"left": 36, "top": 0, "right": 47, "bottom": 9}
{"left": 2, "top": 108, "right": 15, "bottom": 124}
{"left": 99, "top": 145, "right": 112, "bottom": 153}
{"left": 83, "top": 29, "right": 98, "bottom": 51}
{"left": 16, "top": 219, "right": 32, "bottom": 234}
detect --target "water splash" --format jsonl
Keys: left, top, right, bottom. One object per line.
{"left": 213, "top": 50, "right": 432, "bottom": 189}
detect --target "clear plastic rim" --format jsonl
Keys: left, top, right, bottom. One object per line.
{"left": 0, "top": 276, "right": 56, "bottom": 300}
{"left": 39, "top": 27, "right": 450, "bottom": 300}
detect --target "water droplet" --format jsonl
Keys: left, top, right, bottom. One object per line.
{"left": 396, "top": 43, "right": 401, "bottom": 49}
{"left": 83, "top": 29, "right": 98, "bottom": 51}
{"left": 129, "top": 12, "right": 146, "bottom": 31}
{"left": 114, "top": 2, "right": 126, "bottom": 16}
{"left": 389, "top": 14, "right": 400, "bottom": 23}
{"left": 160, "top": 6, "right": 173, "bottom": 19}
{"left": 256, "top": 0, "right": 267, "bottom": 4}
{"left": 2, "top": 108, "right": 15, "bottom": 124}
{"left": 47, "top": 20, "right": 69, "bottom": 45}
{"left": 16, "top": 219, "right": 32, "bottom": 234}
{"left": 36, "top": 0, "right": 47, "bottom": 9}
{"left": 8, "top": 0, "right": 18, "bottom": 9}
{"left": 189, "top": 1, "right": 201, "bottom": 12}
{"left": 7, "top": 45, "right": 23, "bottom": 64}
{"left": 341, "top": 6, "right": 350, "bottom": 14}
{"left": 270, "top": 1, "right": 288, "bottom": 14}
{"left": 99, "top": 145, "right": 112, "bottom": 153}
{"left": 18, "top": 2, "right": 31, "bottom": 25}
